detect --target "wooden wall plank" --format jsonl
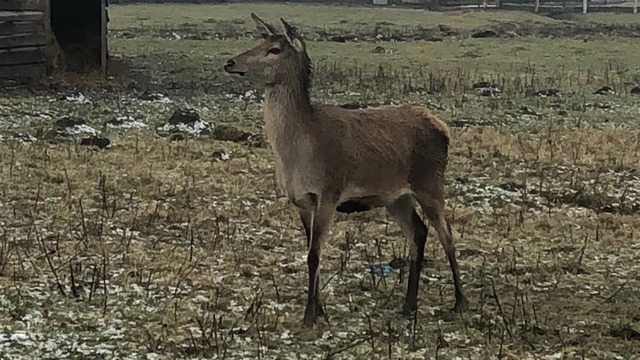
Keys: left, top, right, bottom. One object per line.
{"left": 0, "top": 32, "right": 46, "bottom": 49}
{"left": 0, "top": 46, "right": 45, "bottom": 65}
{"left": 0, "top": 0, "right": 46, "bottom": 11}
{"left": 0, "top": 63, "right": 44, "bottom": 78}
{"left": 44, "top": 0, "right": 51, "bottom": 75}
{"left": 0, "top": 21, "right": 44, "bottom": 36}
{"left": 101, "top": 0, "right": 107, "bottom": 75}
{"left": 0, "top": 11, "right": 44, "bottom": 22}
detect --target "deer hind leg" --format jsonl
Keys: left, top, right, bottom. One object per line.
{"left": 299, "top": 210, "right": 312, "bottom": 248}
{"left": 415, "top": 191, "right": 468, "bottom": 312}
{"left": 298, "top": 195, "right": 335, "bottom": 328}
{"left": 387, "top": 195, "right": 429, "bottom": 315}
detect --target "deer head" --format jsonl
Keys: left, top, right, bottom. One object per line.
{"left": 224, "top": 13, "right": 311, "bottom": 90}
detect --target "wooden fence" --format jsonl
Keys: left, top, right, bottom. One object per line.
{"left": 0, "top": 0, "right": 49, "bottom": 78}
{"left": 500, "top": 0, "right": 638, "bottom": 13}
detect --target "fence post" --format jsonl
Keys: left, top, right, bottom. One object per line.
{"left": 583, "top": 0, "right": 587, "bottom": 14}
{"left": 535, "top": 0, "right": 540, "bottom": 13}
{"left": 635, "top": 0, "right": 638, "bottom": 14}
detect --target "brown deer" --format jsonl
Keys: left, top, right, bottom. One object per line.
{"left": 224, "top": 13, "right": 467, "bottom": 328}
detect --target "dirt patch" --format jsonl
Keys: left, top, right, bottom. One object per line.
{"left": 80, "top": 135, "right": 111, "bottom": 149}
{"left": 471, "top": 29, "right": 499, "bottom": 38}
{"left": 609, "top": 324, "right": 640, "bottom": 341}
{"left": 530, "top": 89, "right": 561, "bottom": 97}
{"left": 212, "top": 125, "right": 267, "bottom": 148}
{"left": 158, "top": 108, "right": 211, "bottom": 137}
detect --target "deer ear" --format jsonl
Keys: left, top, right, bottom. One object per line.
{"left": 281, "top": 18, "right": 305, "bottom": 53}
{"left": 251, "top": 13, "right": 277, "bottom": 37}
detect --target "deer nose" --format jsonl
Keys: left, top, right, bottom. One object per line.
{"left": 223, "top": 59, "right": 235, "bottom": 72}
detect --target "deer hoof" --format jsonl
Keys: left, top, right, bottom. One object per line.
{"left": 401, "top": 301, "right": 417, "bottom": 317}
{"left": 316, "top": 301, "right": 326, "bottom": 317}
{"left": 302, "top": 316, "right": 315, "bottom": 328}
{"left": 303, "top": 303, "right": 316, "bottom": 328}
{"left": 453, "top": 295, "right": 469, "bottom": 313}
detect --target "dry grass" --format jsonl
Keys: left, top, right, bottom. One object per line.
{"left": 1, "top": 123, "right": 639, "bottom": 358}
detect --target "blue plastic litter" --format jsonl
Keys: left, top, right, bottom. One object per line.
{"left": 370, "top": 264, "right": 393, "bottom": 275}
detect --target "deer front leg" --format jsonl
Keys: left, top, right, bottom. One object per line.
{"left": 299, "top": 210, "right": 324, "bottom": 318}
{"left": 299, "top": 200, "right": 335, "bottom": 328}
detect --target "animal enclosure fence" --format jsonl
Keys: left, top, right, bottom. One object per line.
{"left": 102, "top": 0, "right": 639, "bottom": 12}
{"left": 421, "top": 0, "right": 638, "bottom": 12}
{"left": 500, "top": 0, "right": 639, "bottom": 13}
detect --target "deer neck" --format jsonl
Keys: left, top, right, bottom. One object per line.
{"left": 263, "top": 81, "right": 313, "bottom": 158}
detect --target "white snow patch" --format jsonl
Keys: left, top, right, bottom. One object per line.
{"left": 65, "top": 124, "right": 98, "bottom": 136}
{"left": 158, "top": 120, "right": 209, "bottom": 135}
{"left": 111, "top": 227, "right": 140, "bottom": 237}
{"left": 65, "top": 93, "right": 92, "bottom": 104}
{"left": 0, "top": 133, "right": 37, "bottom": 143}
{"left": 9, "top": 331, "right": 30, "bottom": 342}
{"left": 107, "top": 116, "right": 147, "bottom": 129}
{"left": 141, "top": 93, "right": 172, "bottom": 104}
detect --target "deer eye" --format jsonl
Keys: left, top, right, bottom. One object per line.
{"left": 268, "top": 48, "right": 281, "bottom": 55}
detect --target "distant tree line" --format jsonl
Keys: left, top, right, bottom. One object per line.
{"left": 109, "top": 0, "right": 232, "bottom": 3}
{"left": 108, "top": 0, "right": 372, "bottom": 4}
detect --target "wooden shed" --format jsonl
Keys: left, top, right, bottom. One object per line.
{"left": 0, "top": 0, "right": 108, "bottom": 79}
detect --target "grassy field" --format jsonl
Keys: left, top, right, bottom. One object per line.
{"left": 109, "top": 3, "right": 557, "bottom": 30}
{"left": 1, "top": 3, "right": 640, "bottom": 359}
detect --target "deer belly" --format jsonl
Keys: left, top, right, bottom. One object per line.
{"left": 336, "top": 196, "right": 385, "bottom": 213}
{"left": 336, "top": 185, "right": 412, "bottom": 213}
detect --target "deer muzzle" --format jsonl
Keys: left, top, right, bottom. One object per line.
{"left": 223, "top": 59, "right": 246, "bottom": 76}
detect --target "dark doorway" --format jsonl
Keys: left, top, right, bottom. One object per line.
{"left": 50, "top": 0, "right": 107, "bottom": 73}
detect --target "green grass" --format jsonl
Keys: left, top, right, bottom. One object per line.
{"left": 109, "top": 3, "right": 640, "bottom": 96}
{"left": 109, "top": 34, "right": 640, "bottom": 105}
{"left": 576, "top": 12, "right": 640, "bottom": 25}
{"left": 109, "top": 3, "right": 559, "bottom": 31}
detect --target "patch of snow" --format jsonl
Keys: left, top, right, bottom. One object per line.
{"left": 141, "top": 94, "right": 172, "bottom": 104}
{"left": 0, "top": 133, "right": 36, "bottom": 143}
{"left": 65, "top": 124, "right": 98, "bottom": 136}
{"left": 213, "top": 150, "right": 230, "bottom": 162}
{"left": 22, "top": 310, "right": 44, "bottom": 327}
{"left": 103, "top": 327, "right": 126, "bottom": 340}
{"left": 545, "top": 352, "right": 564, "bottom": 360}
{"left": 452, "top": 177, "right": 530, "bottom": 211}
{"left": 244, "top": 89, "right": 257, "bottom": 99}
{"left": 9, "top": 331, "right": 30, "bottom": 342}
{"left": 158, "top": 120, "right": 209, "bottom": 135}
{"left": 16, "top": 133, "right": 37, "bottom": 142}
{"left": 192, "top": 294, "right": 209, "bottom": 303}
{"left": 65, "top": 93, "right": 92, "bottom": 104}
{"left": 111, "top": 227, "right": 140, "bottom": 237}
{"left": 107, "top": 116, "right": 147, "bottom": 129}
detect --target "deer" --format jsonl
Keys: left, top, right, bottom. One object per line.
{"left": 223, "top": 13, "right": 468, "bottom": 328}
